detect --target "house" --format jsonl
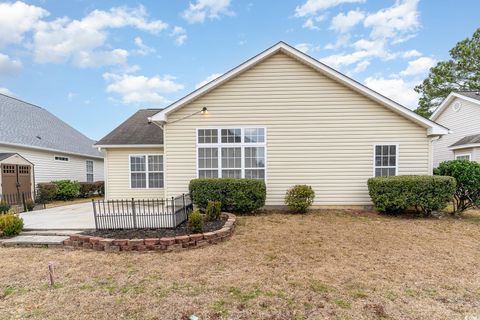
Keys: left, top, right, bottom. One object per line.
{"left": 96, "top": 42, "right": 448, "bottom": 207}
{"left": 430, "top": 91, "right": 480, "bottom": 166}
{"left": 0, "top": 93, "right": 104, "bottom": 197}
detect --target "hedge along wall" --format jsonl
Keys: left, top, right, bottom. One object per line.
{"left": 189, "top": 178, "right": 266, "bottom": 214}
{"left": 367, "top": 175, "right": 456, "bottom": 215}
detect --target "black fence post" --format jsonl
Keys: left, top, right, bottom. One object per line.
{"left": 22, "top": 192, "right": 27, "bottom": 212}
{"left": 182, "top": 193, "right": 186, "bottom": 218}
{"left": 131, "top": 198, "right": 137, "bottom": 229}
{"left": 92, "top": 199, "right": 98, "bottom": 230}
{"left": 172, "top": 196, "right": 176, "bottom": 227}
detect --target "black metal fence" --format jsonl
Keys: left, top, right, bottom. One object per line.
{"left": 92, "top": 194, "right": 193, "bottom": 230}
{"left": 0, "top": 191, "right": 34, "bottom": 211}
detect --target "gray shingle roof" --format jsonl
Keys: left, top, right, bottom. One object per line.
{"left": 457, "top": 91, "right": 480, "bottom": 101}
{"left": 95, "top": 109, "right": 163, "bottom": 146}
{"left": 450, "top": 134, "right": 480, "bottom": 147}
{"left": 0, "top": 153, "right": 16, "bottom": 161}
{"left": 0, "top": 93, "right": 102, "bottom": 158}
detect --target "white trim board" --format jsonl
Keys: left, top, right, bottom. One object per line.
{"left": 449, "top": 143, "right": 480, "bottom": 151}
{"left": 430, "top": 92, "right": 480, "bottom": 121}
{"left": 150, "top": 41, "right": 448, "bottom": 136}
{"left": 96, "top": 144, "right": 164, "bottom": 149}
{"left": 0, "top": 141, "right": 103, "bottom": 159}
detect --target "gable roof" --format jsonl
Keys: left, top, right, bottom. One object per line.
{"left": 0, "top": 93, "right": 102, "bottom": 158}
{"left": 449, "top": 133, "right": 480, "bottom": 150}
{"left": 95, "top": 109, "right": 163, "bottom": 147}
{"left": 0, "top": 153, "right": 16, "bottom": 162}
{"left": 150, "top": 41, "right": 448, "bottom": 136}
{"left": 430, "top": 91, "right": 480, "bottom": 121}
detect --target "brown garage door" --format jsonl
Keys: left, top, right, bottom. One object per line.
{"left": 1, "top": 164, "right": 32, "bottom": 204}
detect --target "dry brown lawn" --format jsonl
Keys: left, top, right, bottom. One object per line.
{"left": 1, "top": 210, "right": 480, "bottom": 320}
{"left": 44, "top": 196, "right": 103, "bottom": 209}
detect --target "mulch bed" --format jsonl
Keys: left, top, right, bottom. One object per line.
{"left": 82, "top": 217, "right": 227, "bottom": 239}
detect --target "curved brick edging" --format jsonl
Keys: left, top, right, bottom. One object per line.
{"left": 63, "top": 213, "right": 236, "bottom": 253}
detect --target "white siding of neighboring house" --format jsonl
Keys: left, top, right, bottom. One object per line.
{"left": 0, "top": 143, "right": 104, "bottom": 184}
{"left": 104, "top": 147, "right": 164, "bottom": 200}
{"left": 433, "top": 97, "right": 480, "bottom": 167}
{"left": 163, "top": 52, "right": 432, "bottom": 207}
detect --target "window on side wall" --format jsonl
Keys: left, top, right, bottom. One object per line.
{"left": 86, "top": 160, "right": 94, "bottom": 182}
{"left": 374, "top": 145, "right": 398, "bottom": 177}
{"left": 130, "top": 155, "right": 163, "bottom": 188}
{"left": 455, "top": 154, "right": 471, "bottom": 161}
{"left": 197, "top": 128, "right": 266, "bottom": 180}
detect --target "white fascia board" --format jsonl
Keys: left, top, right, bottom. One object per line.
{"left": 0, "top": 141, "right": 104, "bottom": 159}
{"left": 449, "top": 143, "right": 480, "bottom": 151}
{"left": 95, "top": 144, "right": 164, "bottom": 149}
{"left": 151, "top": 42, "right": 448, "bottom": 136}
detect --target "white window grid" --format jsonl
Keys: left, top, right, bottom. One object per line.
{"left": 129, "top": 154, "right": 164, "bottom": 189}
{"left": 373, "top": 144, "right": 398, "bottom": 177}
{"left": 86, "top": 160, "right": 94, "bottom": 182}
{"left": 196, "top": 128, "right": 267, "bottom": 180}
{"left": 455, "top": 154, "right": 471, "bottom": 161}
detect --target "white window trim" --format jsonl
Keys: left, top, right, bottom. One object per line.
{"left": 455, "top": 153, "right": 471, "bottom": 161}
{"left": 373, "top": 143, "right": 399, "bottom": 177}
{"left": 196, "top": 127, "right": 267, "bottom": 181}
{"left": 128, "top": 154, "right": 164, "bottom": 189}
{"left": 86, "top": 160, "right": 94, "bottom": 182}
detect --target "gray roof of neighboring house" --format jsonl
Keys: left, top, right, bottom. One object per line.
{"left": 95, "top": 109, "right": 163, "bottom": 146}
{"left": 457, "top": 91, "right": 480, "bottom": 101}
{"left": 450, "top": 134, "right": 480, "bottom": 147}
{"left": 0, "top": 153, "right": 16, "bottom": 161}
{"left": 0, "top": 93, "right": 102, "bottom": 158}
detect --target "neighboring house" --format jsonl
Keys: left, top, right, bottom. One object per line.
{"left": 96, "top": 42, "right": 448, "bottom": 207}
{"left": 430, "top": 91, "right": 480, "bottom": 167}
{"left": 0, "top": 93, "right": 104, "bottom": 196}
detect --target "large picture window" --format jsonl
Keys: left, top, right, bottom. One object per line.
{"left": 374, "top": 145, "right": 398, "bottom": 177}
{"left": 129, "top": 154, "right": 163, "bottom": 188}
{"left": 197, "top": 128, "right": 266, "bottom": 180}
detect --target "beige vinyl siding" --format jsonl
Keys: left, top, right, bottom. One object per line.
{"left": 104, "top": 147, "right": 164, "bottom": 200}
{"left": 164, "top": 52, "right": 431, "bottom": 206}
{"left": 0, "top": 143, "right": 104, "bottom": 183}
{"left": 433, "top": 97, "right": 480, "bottom": 166}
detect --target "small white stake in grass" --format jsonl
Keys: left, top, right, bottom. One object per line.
{"left": 48, "top": 263, "right": 55, "bottom": 286}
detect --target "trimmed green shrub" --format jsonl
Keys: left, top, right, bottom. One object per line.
{"left": 0, "top": 213, "right": 23, "bottom": 236}
{"left": 0, "top": 201, "right": 11, "bottom": 214}
{"left": 189, "top": 178, "right": 266, "bottom": 214}
{"left": 36, "top": 183, "right": 58, "bottom": 203}
{"left": 205, "top": 200, "right": 222, "bottom": 221}
{"left": 368, "top": 175, "right": 456, "bottom": 216}
{"left": 434, "top": 160, "right": 480, "bottom": 214}
{"left": 188, "top": 209, "right": 204, "bottom": 233}
{"left": 79, "top": 182, "right": 96, "bottom": 198}
{"left": 25, "top": 200, "right": 35, "bottom": 212}
{"left": 53, "top": 180, "right": 80, "bottom": 201}
{"left": 284, "top": 185, "right": 315, "bottom": 213}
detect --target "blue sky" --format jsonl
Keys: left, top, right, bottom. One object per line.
{"left": 0, "top": 0, "right": 479, "bottom": 140}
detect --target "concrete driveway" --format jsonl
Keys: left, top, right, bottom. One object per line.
{"left": 20, "top": 202, "right": 95, "bottom": 230}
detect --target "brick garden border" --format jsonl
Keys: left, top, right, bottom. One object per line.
{"left": 63, "top": 213, "right": 236, "bottom": 253}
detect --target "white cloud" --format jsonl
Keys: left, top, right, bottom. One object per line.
{"left": 330, "top": 9, "right": 365, "bottom": 33}
{"left": 302, "top": 14, "right": 326, "bottom": 30}
{"left": 171, "top": 26, "right": 187, "bottom": 46}
{"left": 364, "top": 76, "right": 420, "bottom": 108}
{"left": 294, "top": 43, "right": 312, "bottom": 53}
{"left": 0, "top": 1, "right": 48, "bottom": 46}
{"left": 399, "top": 56, "right": 436, "bottom": 76}
{"left": 182, "top": 0, "right": 233, "bottom": 24}
{"left": 0, "top": 53, "right": 22, "bottom": 76}
{"left": 0, "top": 87, "right": 13, "bottom": 96}
{"left": 353, "top": 60, "right": 370, "bottom": 73}
{"left": 104, "top": 72, "right": 184, "bottom": 105}
{"left": 325, "top": 33, "right": 350, "bottom": 50}
{"left": 33, "top": 5, "right": 167, "bottom": 67}
{"left": 195, "top": 73, "right": 222, "bottom": 89}
{"left": 295, "top": 0, "right": 365, "bottom": 17}
{"left": 363, "top": 0, "right": 420, "bottom": 40}
{"left": 402, "top": 49, "right": 422, "bottom": 58}
{"left": 134, "top": 37, "right": 156, "bottom": 56}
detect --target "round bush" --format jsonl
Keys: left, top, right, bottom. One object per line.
{"left": 284, "top": 185, "right": 315, "bottom": 213}
{"left": 36, "top": 183, "right": 58, "bottom": 203}
{"left": 0, "top": 201, "right": 11, "bottom": 214}
{"left": 434, "top": 160, "right": 480, "bottom": 214}
{"left": 53, "top": 180, "right": 80, "bottom": 201}
{"left": 0, "top": 213, "right": 24, "bottom": 236}
{"left": 188, "top": 209, "right": 204, "bottom": 233}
